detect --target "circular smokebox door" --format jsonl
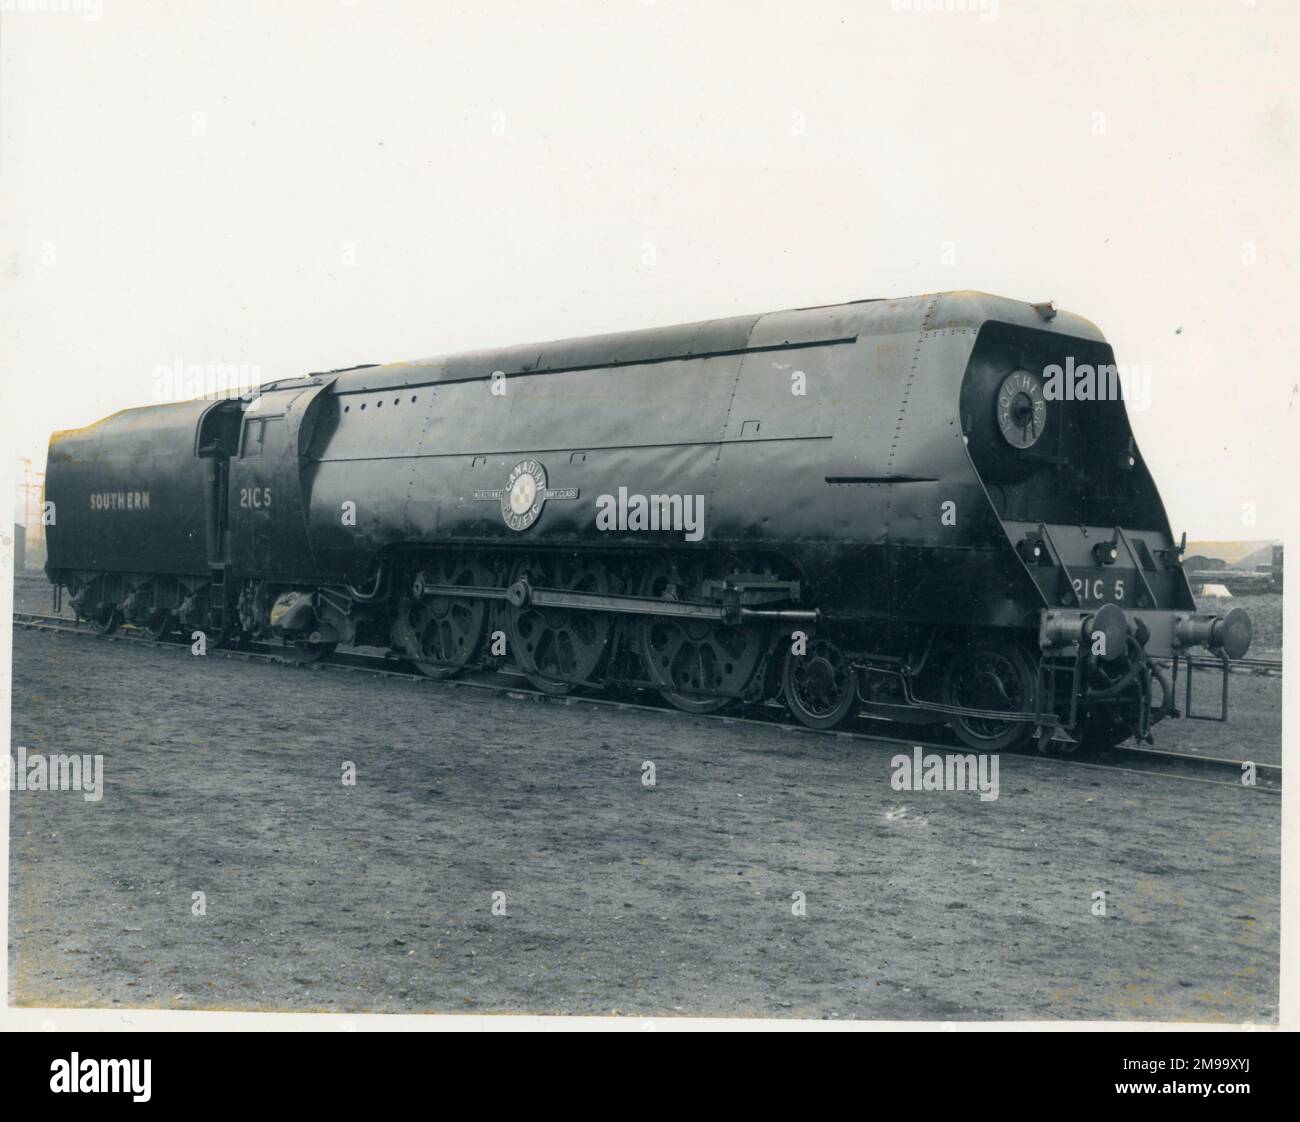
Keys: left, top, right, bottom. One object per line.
{"left": 995, "top": 370, "right": 1047, "bottom": 450}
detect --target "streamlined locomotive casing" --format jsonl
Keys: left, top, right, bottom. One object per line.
{"left": 294, "top": 291, "right": 1177, "bottom": 635}
{"left": 43, "top": 290, "right": 1248, "bottom": 746}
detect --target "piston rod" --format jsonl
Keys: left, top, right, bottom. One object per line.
{"left": 413, "top": 579, "right": 819, "bottom": 625}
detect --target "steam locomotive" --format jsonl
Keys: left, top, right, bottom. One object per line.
{"left": 44, "top": 291, "right": 1251, "bottom": 751}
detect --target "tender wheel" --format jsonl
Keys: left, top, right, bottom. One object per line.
{"left": 88, "top": 604, "right": 120, "bottom": 635}
{"left": 395, "top": 556, "right": 492, "bottom": 679}
{"left": 145, "top": 609, "right": 174, "bottom": 641}
{"left": 505, "top": 555, "right": 612, "bottom": 694}
{"left": 205, "top": 625, "right": 241, "bottom": 651}
{"left": 783, "top": 639, "right": 857, "bottom": 730}
{"left": 942, "top": 640, "right": 1037, "bottom": 751}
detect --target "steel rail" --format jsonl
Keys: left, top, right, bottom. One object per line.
{"left": 12, "top": 610, "right": 1280, "bottom": 793}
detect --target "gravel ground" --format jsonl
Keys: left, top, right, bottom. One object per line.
{"left": 7, "top": 621, "right": 1280, "bottom": 1022}
{"left": 1169, "top": 671, "right": 1282, "bottom": 766}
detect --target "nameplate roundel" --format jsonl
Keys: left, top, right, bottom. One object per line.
{"left": 473, "top": 459, "right": 579, "bottom": 532}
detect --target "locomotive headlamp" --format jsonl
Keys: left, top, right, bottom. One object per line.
{"left": 1017, "top": 537, "right": 1046, "bottom": 564}
{"left": 1092, "top": 540, "right": 1119, "bottom": 565}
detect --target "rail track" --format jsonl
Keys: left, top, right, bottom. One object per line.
{"left": 13, "top": 610, "right": 1282, "bottom": 794}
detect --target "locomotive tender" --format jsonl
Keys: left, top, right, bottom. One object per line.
{"left": 44, "top": 291, "right": 1251, "bottom": 751}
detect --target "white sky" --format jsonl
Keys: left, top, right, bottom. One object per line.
{"left": 2, "top": 0, "right": 1298, "bottom": 539}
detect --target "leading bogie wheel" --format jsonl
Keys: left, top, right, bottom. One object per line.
{"left": 783, "top": 638, "right": 857, "bottom": 730}
{"left": 941, "top": 639, "right": 1037, "bottom": 751}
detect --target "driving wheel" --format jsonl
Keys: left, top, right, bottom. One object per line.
{"left": 942, "top": 640, "right": 1037, "bottom": 751}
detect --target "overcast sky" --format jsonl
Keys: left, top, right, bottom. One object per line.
{"left": 2, "top": 0, "right": 1297, "bottom": 540}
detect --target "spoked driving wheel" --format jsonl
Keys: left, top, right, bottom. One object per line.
{"left": 395, "top": 556, "right": 492, "bottom": 679}
{"left": 505, "top": 554, "right": 612, "bottom": 694}
{"left": 783, "top": 638, "right": 857, "bottom": 729}
{"left": 638, "top": 564, "right": 766, "bottom": 713}
{"left": 942, "top": 640, "right": 1037, "bottom": 751}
